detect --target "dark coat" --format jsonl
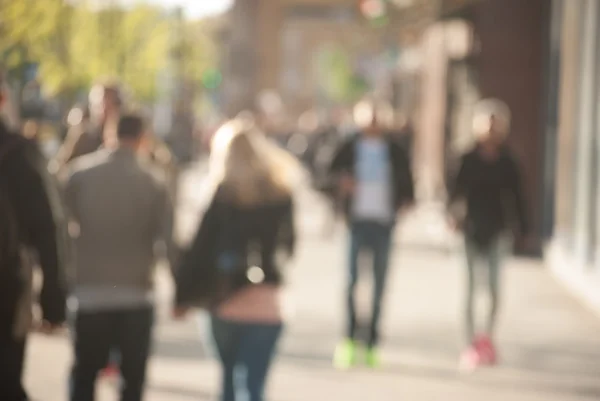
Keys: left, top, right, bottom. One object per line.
{"left": 0, "top": 121, "right": 67, "bottom": 338}
{"left": 448, "top": 145, "right": 529, "bottom": 247}
{"left": 175, "top": 188, "right": 295, "bottom": 309}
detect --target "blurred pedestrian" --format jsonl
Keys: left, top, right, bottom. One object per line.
{"left": 329, "top": 99, "right": 414, "bottom": 369}
{"left": 447, "top": 98, "right": 529, "bottom": 372}
{"left": 141, "top": 133, "right": 180, "bottom": 202}
{"left": 54, "top": 82, "right": 122, "bottom": 171}
{"left": 0, "top": 72, "right": 67, "bottom": 401}
{"left": 173, "top": 118, "right": 297, "bottom": 401}
{"left": 65, "top": 114, "right": 176, "bottom": 401}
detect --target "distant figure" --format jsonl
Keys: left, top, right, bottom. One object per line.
{"left": 174, "top": 119, "right": 297, "bottom": 401}
{"left": 447, "top": 98, "right": 529, "bottom": 372}
{"left": 65, "top": 114, "right": 176, "bottom": 401}
{"left": 0, "top": 73, "right": 67, "bottom": 401}
{"left": 54, "top": 83, "right": 122, "bottom": 170}
{"left": 329, "top": 100, "right": 414, "bottom": 369}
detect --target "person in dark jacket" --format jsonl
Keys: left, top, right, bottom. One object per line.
{"left": 0, "top": 79, "right": 67, "bottom": 401}
{"left": 447, "top": 98, "right": 529, "bottom": 372}
{"left": 174, "top": 119, "right": 297, "bottom": 401}
{"left": 328, "top": 100, "right": 414, "bottom": 369}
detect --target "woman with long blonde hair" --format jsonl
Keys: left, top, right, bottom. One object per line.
{"left": 174, "top": 117, "right": 297, "bottom": 401}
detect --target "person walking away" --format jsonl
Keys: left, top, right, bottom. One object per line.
{"left": 0, "top": 76, "right": 68, "bottom": 401}
{"left": 65, "top": 114, "right": 176, "bottom": 401}
{"left": 56, "top": 84, "right": 125, "bottom": 378}
{"left": 54, "top": 82, "right": 122, "bottom": 171}
{"left": 173, "top": 119, "right": 297, "bottom": 401}
{"left": 447, "top": 98, "right": 529, "bottom": 372}
{"left": 328, "top": 100, "right": 414, "bottom": 369}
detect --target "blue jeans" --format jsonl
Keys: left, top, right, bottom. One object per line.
{"left": 211, "top": 316, "right": 283, "bottom": 401}
{"left": 347, "top": 220, "right": 393, "bottom": 347}
{"left": 70, "top": 307, "right": 154, "bottom": 401}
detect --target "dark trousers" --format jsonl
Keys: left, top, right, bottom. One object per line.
{"left": 347, "top": 220, "right": 393, "bottom": 347}
{"left": 211, "top": 316, "right": 283, "bottom": 401}
{"left": 0, "top": 336, "right": 27, "bottom": 401}
{"left": 70, "top": 306, "right": 154, "bottom": 401}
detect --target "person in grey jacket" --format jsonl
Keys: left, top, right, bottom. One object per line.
{"left": 65, "top": 114, "right": 176, "bottom": 401}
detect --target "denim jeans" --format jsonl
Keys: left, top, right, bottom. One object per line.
{"left": 464, "top": 235, "right": 510, "bottom": 344}
{"left": 70, "top": 306, "right": 154, "bottom": 401}
{"left": 210, "top": 315, "right": 283, "bottom": 401}
{"left": 347, "top": 220, "right": 393, "bottom": 347}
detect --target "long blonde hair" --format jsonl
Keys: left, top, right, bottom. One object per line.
{"left": 208, "top": 117, "right": 299, "bottom": 207}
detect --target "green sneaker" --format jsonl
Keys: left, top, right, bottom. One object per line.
{"left": 333, "top": 339, "right": 358, "bottom": 370}
{"left": 365, "top": 347, "right": 381, "bottom": 368}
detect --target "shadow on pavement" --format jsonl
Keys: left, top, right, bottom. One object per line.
{"left": 149, "top": 384, "right": 213, "bottom": 400}
{"left": 153, "top": 337, "right": 208, "bottom": 360}
{"left": 368, "top": 362, "right": 600, "bottom": 399}
{"left": 499, "top": 343, "right": 600, "bottom": 379}
{"left": 278, "top": 332, "right": 600, "bottom": 400}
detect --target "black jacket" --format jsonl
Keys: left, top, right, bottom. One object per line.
{"left": 328, "top": 133, "right": 415, "bottom": 222}
{"left": 175, "top": 187, "right": 295, "bottom": 308}
{"left": 0, "top": 121, "right": 67, "bottom": 337}
{"left": 448, "top": 146, "right": 529, "bottom": 246}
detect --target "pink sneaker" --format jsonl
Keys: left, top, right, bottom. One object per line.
{"left": 459, "top": 344, "right": 481, "bottom": 373}
{"left": 475, "top": 335, "right": 497, "bottom": 365}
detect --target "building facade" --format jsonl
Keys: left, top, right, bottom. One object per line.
{"left": 416, "top": 0, "right": 549, "bottom": 256}
{"left": 545, "top": 0, "right": 600, "bottom": 312}
{"left": 222, "top": 0, "right": 437, "bottom": 117}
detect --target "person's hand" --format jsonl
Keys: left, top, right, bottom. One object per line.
{"left": 172, "top": 306, "right": 190, "bottom": 320}
{"left": 398, "top": 202, "right": 415, "bottom": 218}
{"left": 35, "top": 320, "right": 66, "bottom": 335}
{"left": 339, "top": 174, "right": 355, "bottom": 196}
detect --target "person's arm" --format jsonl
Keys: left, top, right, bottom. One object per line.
{"left": 174, "top": 198, "right": 220, "bottom": 308}
{"left": 6, "top": 145, "right": 66, "bottom": 326}
{"left": 328, "top": 140, "right": 353, "bottom": 176}
{"left": 508, "top": 157, "right": 530, "bottom": 237}
{"left": 391, "top": 143, "right": 415, "bottom": 207}
{"left": 280, "top": 198, "right": 296, "bottom": 258}
{"left": 53, "top": 126, "right": 85, "bottom": 171}
{"left": 448, "top": 155, "right": 468, "bottom": 207}
{"left": 447, "top": 155, "right": 469, "bottom": 228}
{"left": 155, "top": 183, "right": 178, "bottom": 275}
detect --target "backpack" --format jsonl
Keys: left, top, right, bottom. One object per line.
{"left": 0, "top": 137, "right": 23, "bottom": 268}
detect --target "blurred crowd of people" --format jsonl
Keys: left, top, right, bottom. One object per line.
{"left": 0, "top": 71, "right": 529, "bottom": 401}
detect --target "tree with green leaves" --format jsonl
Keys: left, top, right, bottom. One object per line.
{"left": 1, "top": 0, "right": 220, "bottom": 103}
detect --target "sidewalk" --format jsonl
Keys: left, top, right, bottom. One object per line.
{"left": 22, "top": 173, "right": 600, "bottom": 400}
{"left": 24, "top": 231, "right": 600, "bottom": 401}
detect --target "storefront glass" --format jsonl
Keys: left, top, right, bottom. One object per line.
{"left": 572, "top": 0, "right": 598, "bottom": 265}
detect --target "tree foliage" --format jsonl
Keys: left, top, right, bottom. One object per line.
{"left": 317, "top": 46, "right": 368, "bottom": 104}
{"left": 0, "top": 0, "right": 219, "bottom": 102}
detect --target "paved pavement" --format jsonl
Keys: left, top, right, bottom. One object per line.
{"left": 24, "top": 163, "right": 600, "bottom": 400}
